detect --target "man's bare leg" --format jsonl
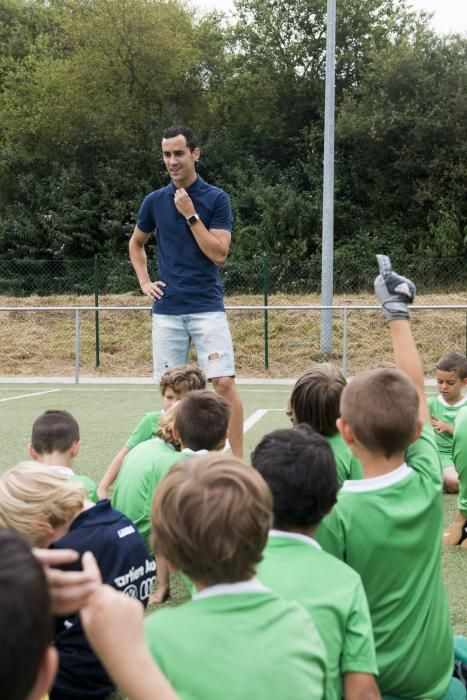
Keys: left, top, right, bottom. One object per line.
{"left": 211, "top": 376, "right": 244, "bottom": 460}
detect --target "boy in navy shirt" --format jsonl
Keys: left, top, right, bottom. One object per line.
{"left": 0, "top": 462, "right": 154, "bottom": 700}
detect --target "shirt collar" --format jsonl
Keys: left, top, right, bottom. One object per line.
{"left": 193, "top": 577, "right": 269, "bottom": 601}
{"left": 50, "top": 466, "right": 74, "bottom": 477}
{"left": 181, "top": 448, "right": 209, "bottom": 455}
{"left": 341, "top": 463, "right": 412, "bottom": 493}
{"left": 168, "top": 175, "right": 203, "bottom": 195}
{"left": 437, "top": 395, "right": 467, "bottom": 408}
{"left": 268, "top": 529, "right": 322, "bottom": 549}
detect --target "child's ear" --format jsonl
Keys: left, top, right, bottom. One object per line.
{"left": 33, "top": 520, "right": 55, "bottom": 547}
{"left": 215, "top": 432, "right": 229, "bottom": 451}
{"left": 336, "top": 417, "right": 355, "bottom": 446}
{"left": 28, "top": 443, "right": 39, "bottom": 460}
{"left": 28, "top": 646, "right": 58, "bottom": 700}
{"left": 70, "top": 440, "right": 81, "bottom": 458}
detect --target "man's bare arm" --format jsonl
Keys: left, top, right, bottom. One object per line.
{"left": 129, "top": 226, "right": 166, "bottom": 301}
{"left": 173, "top": 188, "right": 231, "bottom": 266}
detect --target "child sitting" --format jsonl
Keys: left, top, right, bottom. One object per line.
{"left": 0, "top": 463, "right": 154, "bottom": 700}
{"left": 444, "top": 405, "right": 467, "bottom": 547}
{"left": 98, "top": 363, "right": 206, "bottom": 498}
{"left": 288, "top": 363, "right": 363, "bottom": 485}
{"left": 144, "top": 453, "right": 328, "bottom": 700}
{"left": 29, "top": 409, "right": 98, "bottom": 502}
{"left": 112, "top": 390, "right": 230, "bottom": 602}
{"left": 317, "top": 255, "right": 462, "bottom": 700}
{"left": 428, "top": 352, "right": 467, "bottom": 494}
{"left": 252, "top": 425, "right": 379, "bottom": 700}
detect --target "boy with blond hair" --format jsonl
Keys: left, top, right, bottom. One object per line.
{"left": 112, "top": 390, "right": 230, "bottom": 602}
{"left": 428, "top": 352, "right": 467, "bottom": 494}
{"left": 317, "top": 256, "right": 461, "bottom": 700}
{"left": 29, "top": 409, "right": 98, "bottom": 503}
{"left": 252, "top": 426, "right": 379, "bottom": 700}
{"left": 144, "top": 453, "right": 328, "bottom": 700}
{"left": 0, "top": 463, "right": 154, "bottom": 700}
{"left": 98, "top": 363, "right": 206, "bottom": 498}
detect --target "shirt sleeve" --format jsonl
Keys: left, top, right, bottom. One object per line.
{"left": 453, "top": 407, "right": 467, "bottom": 515}
{"left": 136, "top": 193, "right": 157, "bottom": 234}
{"left": 341, "top": 580, "right": 378, "bottom": 675}
{"left": 126, "top": 412, "right": 161, "bottom": 450}
{"left": 210, "top": 190, "right": 234, "bottom": 232}
{"left": 316, "top": 507, "right": 346, "bottom": 560}
{"left": 405, "top": 422, "right": 443, "bottom": 487}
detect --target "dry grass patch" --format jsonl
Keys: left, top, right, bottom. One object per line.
{"left": 0, "top": 292, "right": 465, "bottom": 377}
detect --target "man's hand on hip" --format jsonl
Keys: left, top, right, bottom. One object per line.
{"left": 174, "top": 188, "right": 196, "bottom": 218}
{"left": 141, "top": 280, "right": 166, "bottom": 301}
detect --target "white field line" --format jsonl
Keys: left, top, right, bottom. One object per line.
{"left": 0, "top": 389, "right": 61, "bottom": 403}
{"left": 222, "top": 408, "right": 284, "bottom": 452}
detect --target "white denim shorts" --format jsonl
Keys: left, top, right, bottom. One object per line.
{"left": 152, "top": 311, "right": 235, "bottom": 381}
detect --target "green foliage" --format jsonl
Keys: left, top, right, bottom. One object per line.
{"left": 0, "top": 0, "right": 465, "bottom": 274}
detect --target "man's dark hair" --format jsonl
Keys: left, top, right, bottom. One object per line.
{"left": 251, "top": 425, "right": 338, "bottom": 530}
{"left": 31, "top": 410, "right": 80, "bottom": 454}
{"left": 175, "top": 390, "right": 231, "bottom": 452}
{"left": 0, "top": 528, "right": 53, "bottom": 700}
{"left": 162, "top": 125, "right": 198, "bottom": 151}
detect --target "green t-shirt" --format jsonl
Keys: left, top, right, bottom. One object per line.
{"left": 317, "top": 424, "right": 453, "bottom": 700}
{"left": 453, "top": 406, "right": 467, "bottom": 516}
{"left": 125, "top": 411, "right": 163, "bottom": 450}
{"left": 428, "top": 395, "right": 467, "bottom": 467}
{"left": 257, "top": 531, "right": 377, "bottom": 700}
{"left": 325, "top": 432, "right": 364, "bottom": 485}
{"left": 112, "top": 438, "right": 187, "bottom": 550}
{"left": 144, "top": 579, "right": 328, "bottom": 700}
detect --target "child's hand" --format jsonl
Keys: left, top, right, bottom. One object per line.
{"left": 431, "top": 417, "right": 452, "bottom": 434}
{"left": 33, "top": 549, "right": 101, "bottom": 615}
{"left": 374, "top": 255, "right": 416, "bottom": 321}
{"left": 81, "top": 585, "right": 145, "bottom": 667}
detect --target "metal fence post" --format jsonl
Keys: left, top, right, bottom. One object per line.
{"left": 342, "top": 307, "right": 348, "bottom": 377}
{"left": 75, "top": 308, "right": 80, "bottom": 384}
{"left": 94, "top": 255, "right": 100, "bottom": 368}
{"left": 263, "top": 254, "right": 269, "bottom": 369}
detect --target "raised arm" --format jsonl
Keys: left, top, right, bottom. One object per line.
{"left": 173, "top": 189, "right": 231, "bottom": 266}
{"left": 374, "top": 255, "right": 429, "bottom": 424}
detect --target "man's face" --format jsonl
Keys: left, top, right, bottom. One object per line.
{"left": 161, "top": 135, "right": 200, "bottom": 187}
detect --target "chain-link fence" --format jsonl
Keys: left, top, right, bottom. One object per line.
{"left": 0, "top": 254, "right": 465, "bottom": 297}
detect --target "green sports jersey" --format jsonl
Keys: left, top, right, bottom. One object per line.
{"left": 125, "top": 411, "right": 163, "bottom": 450}
{"left": 257, "top": 531, "right": 377, "bottom": 700}
{"left": 144, "top": 579, "right": 328, "bottom": 700}
{"left": 453, "top": 406, "right": 467, "bottom": 516}
{"left": 317, "top": 423, "right": 453, "bottom": 700}
{"left": 428, "top": 395, "right": 467, "bottom": 467}
{"left": 112, "top": 438, "right": 187, "bottom": 550}
{"left": 325, "top": 432, "right": 364, "bottom": 485}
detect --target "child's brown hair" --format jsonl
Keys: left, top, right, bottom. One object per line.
{"left": 341, "top": 368, "right": 419, "bottom": 458}
{"left": 151, "top": 454, "right": 272, "bottom": 586}
{"left": 436, "top": 353, "right": 467, "bottom": 380}
{"left": 289, "top": 363, "right": 346, "bottom": 436}
{"left": 31, "top": 410, "right": 79, "bottom": 454}
{"left": 175, "top": 390, "right": 231, "bottom": 451}
{"left": 159, "top": 364, "right": 207, "bottom": 397}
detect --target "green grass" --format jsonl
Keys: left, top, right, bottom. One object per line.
{"left": 0, "top": 382, "right": 465, "bottom": 700}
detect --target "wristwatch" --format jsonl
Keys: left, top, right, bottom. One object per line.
{"left": 186, "top": 213, "right": 200, "bottom": 226}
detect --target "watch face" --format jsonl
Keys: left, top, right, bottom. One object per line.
{"left": 188, "top": 214, "right": 198, "bottom": 225}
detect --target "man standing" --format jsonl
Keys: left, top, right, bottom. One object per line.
{"left": 129, "top": 125, "right": 243, "bottom": 458}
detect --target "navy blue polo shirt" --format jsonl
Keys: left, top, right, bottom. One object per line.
{"left": 49, "top": 500, "right": 155, "bottom": 700}
{"left": 136, "top": 176, "right": 233, "bottom": 315}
